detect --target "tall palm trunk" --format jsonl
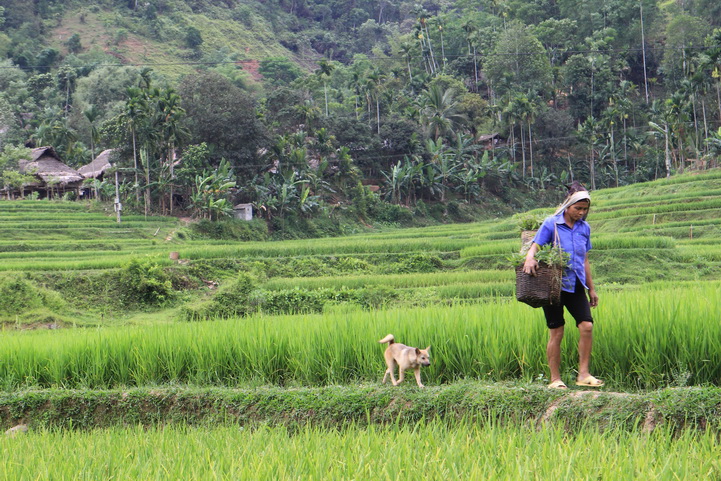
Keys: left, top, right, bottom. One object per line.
{"left": 528, "top": 120, "right": 534, "bottom": 178}
{"left": 519, "top": 123, "right": 526, "bottom": 178}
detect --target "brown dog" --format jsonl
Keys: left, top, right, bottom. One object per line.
{"left": 378, "top": 334, "right": 430, "bottom": 387}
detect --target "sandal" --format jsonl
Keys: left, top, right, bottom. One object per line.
{"left": 575, "top": 375, "right": 604, "bottom": 387}
{"left": 547, "top": 380, "right": 568, "bottom": 389}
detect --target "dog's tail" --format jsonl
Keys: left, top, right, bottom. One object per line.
{"left": 378, "top": 334, "right": 395, "bottom": 344}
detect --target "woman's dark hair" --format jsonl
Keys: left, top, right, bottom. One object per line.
{"left": 565, "top": 180, "right": 588, "bottom": 197}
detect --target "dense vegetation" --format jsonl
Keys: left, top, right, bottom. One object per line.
{"left": 2, "top": 170, "right": 721, "bottom": 478}
{"left": 1, "top": 0, "right": 721, "bottom": 229}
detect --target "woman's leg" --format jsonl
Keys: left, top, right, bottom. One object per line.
{"left": 577, "top": 321, "right": 593, "bottom": 379}
{"left": 542, "top": 303, "right": 565, "bottom": 383}
{"left": 547, "top": 326, "right": 564, "bottom": 382}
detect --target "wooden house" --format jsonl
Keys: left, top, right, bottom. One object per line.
{"left": 14, "top": 146, "right": 84, "bottom": 199}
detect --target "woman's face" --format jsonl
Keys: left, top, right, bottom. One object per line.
{"left": 566, "top": 200, "right": 589, "bottom": 222}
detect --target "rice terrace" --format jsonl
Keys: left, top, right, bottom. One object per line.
{"left": 3, "top": 170, "right": 721, "bottom": 479}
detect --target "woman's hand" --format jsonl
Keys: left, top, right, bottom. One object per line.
{"left": 523, "top": 243, "right": 540, "bottom": 276}
{"left": 523, "top": 257, "right": 538, "bottom": 276}
{"left": 588, "top": 288, "right": 599, "bottom": 307}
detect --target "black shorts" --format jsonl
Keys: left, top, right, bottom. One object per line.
{"left": 542, "top": 278, "right": 593, "bottom": 329}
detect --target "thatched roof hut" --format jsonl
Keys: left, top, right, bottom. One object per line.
{"left": 19, "top": 146, "right": 84, "bottom": 186}
{"left": 16, "top": 146, "right": 84, "bottom": 198}
{"left": 78, "top": 149, "right": 114, "bottom": 179}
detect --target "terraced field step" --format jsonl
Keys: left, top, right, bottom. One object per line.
{"left": 2, "top": 383, "right": 719, "bottom": 433}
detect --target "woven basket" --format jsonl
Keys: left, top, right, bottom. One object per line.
{"left": 515, "top": 264, "right": 563, "bottom": 308}
{"left": 520, "top": 229, "right": 537, "bottom": 254}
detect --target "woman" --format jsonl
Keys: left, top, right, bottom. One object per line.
{"left": 523, "top": 189, "right": 602, "bottom": 389}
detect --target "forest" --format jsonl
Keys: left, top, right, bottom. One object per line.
{"left": 1, "top": 0, "right": 721, "bottom": 230}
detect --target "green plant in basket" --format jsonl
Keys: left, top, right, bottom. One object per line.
{"left": 507, "top": 243, "right": 570, "bottom": 268}
{"left": 515, "top": 213, "right": 547, "bottom": 231}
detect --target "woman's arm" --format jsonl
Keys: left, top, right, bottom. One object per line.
{"left": 584, "top": 254, "right": 598, "bottom": 307}
{"left": 523, "top": 243, "right": 540, "bottom": 275}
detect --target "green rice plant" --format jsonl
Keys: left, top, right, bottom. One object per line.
{"left": 2, "top": 283, "right": 720, "bottom": 389}
{"left": 591, "top": 198, "right": 721, "bottom": 220}
{"left": 0, "top": 255, "right": 172, "bottom": 272}
{"left": 591, "top": 235, "right": 676, "bottom": 250}
{"left": 179, "top": 237, "right": 480, "bottom": 260}
{"left": 459, "top": 240, "right": 519, "bottom": 258}
{"left": 1, "top": 420, "right": 719, "bottom": 480}
{"left": 261, "top": 270, "right": 511, "bottom": 291}
{"left": 594, "top": 188, "right": 721, "bottom": 209}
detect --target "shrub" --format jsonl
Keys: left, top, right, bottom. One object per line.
{"left": 119, "top": 259, "right": 175, "bottom": 307}
{"left": 190, "top": 219, "right": 268, "bottom": 241}
{"left": 180, "top": 273, "right": 256, "bottom": 321}
{"left": 387, "top": 254, "right": 444, "bottom": 273}
{"left": 0, "top": 277, "right": 65, "bottom": 315}
{"left": 369, "top": 202, "right": 414, "bottom": 225}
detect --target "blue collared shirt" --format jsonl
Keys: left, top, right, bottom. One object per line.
{"left": 532, "top": 213, "right": 592, "bottom": 292}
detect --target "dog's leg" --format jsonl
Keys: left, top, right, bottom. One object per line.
{"left": 413, "top": 367, "right": 424, "bottom": 388}
{"left": 389, "top": 364, "right": 399, "bottom": 385}
{"left": 384, "top": 351, "right": 398, "bottom": 385}
{"left": 382, "top": 368, "right": 390, "bottom": 384}
{"left": 396, "top": 368, "right": 405, "bottom": 385}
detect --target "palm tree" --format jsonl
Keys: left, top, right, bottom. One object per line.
{"left": 294, "top": 100, "right": 321, "bottom": 132}
{"left": 512, "top": 93, "right": 540, "bottom": 178}
{"left": 398, "top": 42, "right": 416, "bottom": 84}
{"left": 613, "top": 81, "right": 637, "bottom": 167}
{"left": 83, "top": 105, "right": 101, "bottom": 161}
{"left": 577, "top": 116, "right": 600, "bottom": 189}
{"left": 316, "top": 59, "right": 335, "bottom": 117}
{"left": 698, "top": 35, "right": 721, "bottom": 124}
{"left": 366, "top": 69, "right": 386, "bottom": 135}
{"left": 119, "top": 86, "right": 149, "bottom": 203}
{"left": 601, "top": 102, "right": 620, "bottom": 187}
{"left": 420, "top": 85, "right": 466, "bottom": 141}
{"left": 155, "top": 87, "right": 189, "bottom": 214}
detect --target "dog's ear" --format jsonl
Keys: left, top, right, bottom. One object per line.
{"left": 414, "top": 347, "right": 421, "bottom": 355}
{"left": 425, "top": 345, "right": 430, "bottom": 352}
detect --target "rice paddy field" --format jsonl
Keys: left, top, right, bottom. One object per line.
{"left": 3, "top": 170, "right": 721, "bottom": 480}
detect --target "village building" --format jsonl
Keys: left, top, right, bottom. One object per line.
{"left": 77, "top": 149, "right": 114, "bottom": 181}
{"left": 77, "top": 149, "right": 116, "bottom": 199}
{"left": 8, "top": 146, "right": 84, "bottom": 199}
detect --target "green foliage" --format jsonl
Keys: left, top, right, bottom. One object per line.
{"left": 514, "top": 213, "right": 547, "bottom": 231}
{"left": 180, "top": 273, "right": 255, "bottom": 321}
{"left": 189, "top": 158, "right": 237, "bottom": 220}
{"left": 507, "top": 243, "right": 570, "bottom": 268}
{"left": 0, "top": 276, "right": 66, "bottom": 321}
{"left": 184, "top": 26, "right": 203, "bottom": 49}
{"left": 190, "top": 218, "right": 268, "bottom": 241}
{"left": 119, "top": 258, "right": 175, "bottom": 307}
{"left": 258, "top": 57, "right": 303, "bottom": 86}
{"left": 65, "top": 33, "right": 82, "bottom": 53}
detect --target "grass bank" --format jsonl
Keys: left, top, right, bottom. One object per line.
{"left": 2, "top": 383, "right": 720, "bottom": 434}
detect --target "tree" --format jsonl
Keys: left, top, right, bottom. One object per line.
{"left": 83, "top": 105, "right": 101, "bottom": 160}
{"left": 316, "top": 59, "right": 335, "bottom": 117}
{"left": 117, "top": 86, "right": 149, "bottom": 204}
{"left": 65, "top": 33, "right": 82, "bottom": 54}
{"left": 577, "top": 116, "right": 600, "bottom": 189}
{"left": 258, "top": 57, "right": 303, "bottom": 87}
{"left": 178, "top": 71, "right": 268, "bottom": 177}
{"left": 485, "top": 23, "right": 552, "bottom": 97}
{"left": 661, "top": 15, "right": 710, "bottom": 88}
{"left": 420, "top": 85, "right": 466, "bottom": 141}
{"left": 185, "top": 26, "right": 203, "bottom": 49}
{"left": 153, "top": 87, "right": 188, "bottom": 214}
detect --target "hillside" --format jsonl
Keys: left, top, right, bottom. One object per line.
{"left": 2, "top": 0, "right": 721, "bottom": 229}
